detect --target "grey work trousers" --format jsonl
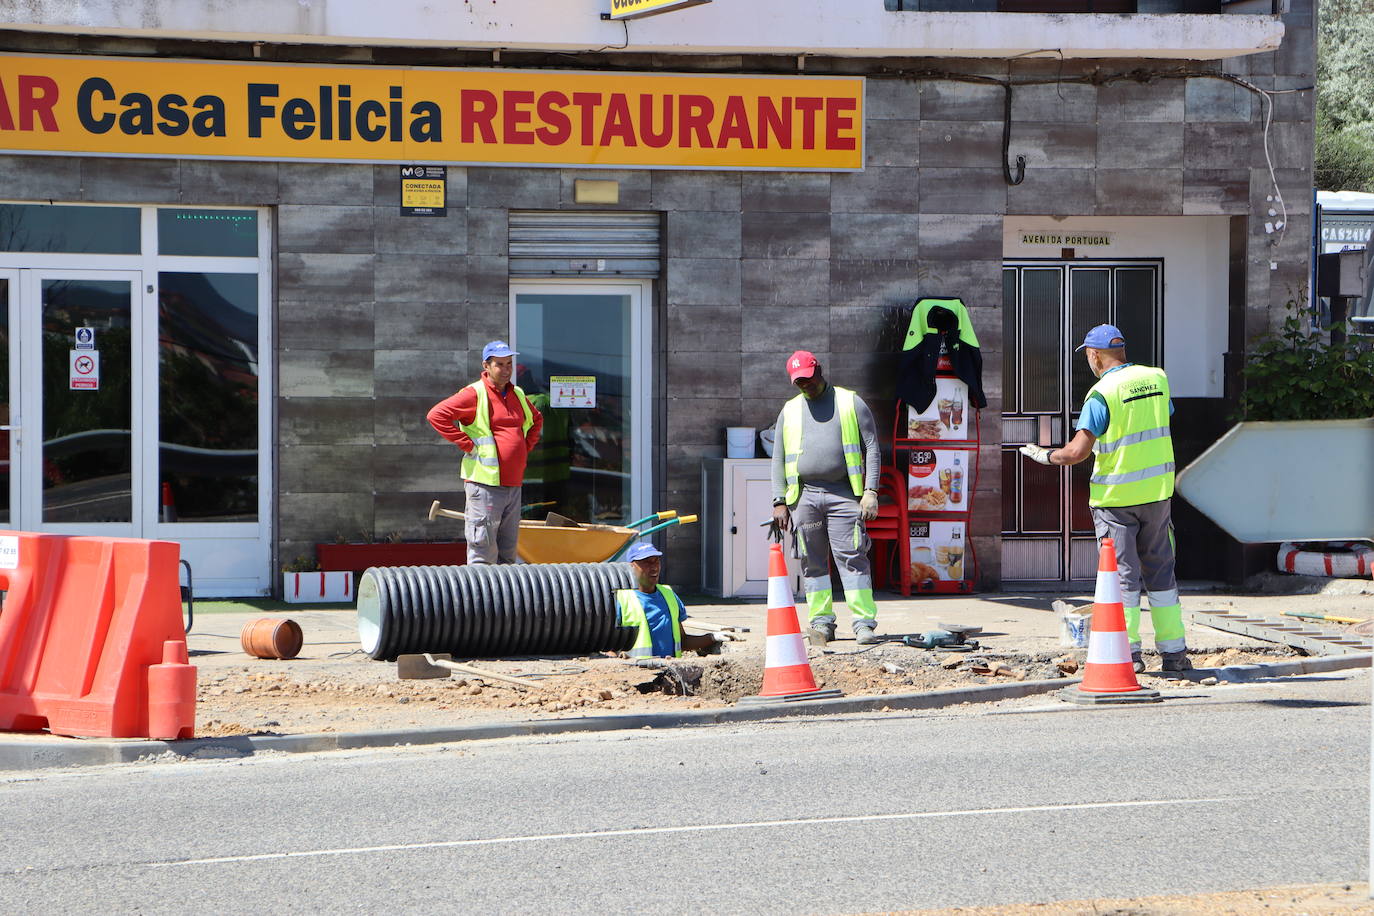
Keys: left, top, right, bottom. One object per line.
{"left": 792, "top": 485, "right": 877, "bottom": 632}
{"left": 1090, "top": 499, "right": 1178, "bottom": 612}
{"left": 464, "top": 481, "right": 522, "bottom": 565}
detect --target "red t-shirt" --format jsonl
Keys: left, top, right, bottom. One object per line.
{"left": 427, "top": 372, "right": 543, "bottom": 487}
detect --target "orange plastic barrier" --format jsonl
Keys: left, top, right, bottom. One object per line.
{"left": 0, "top": 531, "right": 196, "bottom": 739}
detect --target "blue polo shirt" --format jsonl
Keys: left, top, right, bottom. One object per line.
{"left": 631, "top": 588, "right": 689, "bottom": 657}
{"left": 1076, "top": 364, "right": 1175, "bottom": 437}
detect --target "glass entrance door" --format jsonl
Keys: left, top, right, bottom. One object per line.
{"left": 16, "top": 269, "right": 142, "bottom": 534}
{"left": 511, "top": 281, "right": 652, "bottom": 525}
{"left": 1001, "top": 261, "right": 1162, "bottom": 581}
{"left": 0, "top": 269, "right": 17, "bottom": 527}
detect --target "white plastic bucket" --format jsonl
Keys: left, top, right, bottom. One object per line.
{"left": 725, "top": 427, "right": 756, "bottom": 459}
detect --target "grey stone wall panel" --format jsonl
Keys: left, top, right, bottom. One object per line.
{"left": 467, "top": 168, "right": 560, "bottom": 209}
{"left": 279, "top": 493, "right": 375, "bottom": 545}
{"left": 278, "top": 204, "right": 375, "bottom": 254}
{"left": 742, "top": 210, "right": 829, "bottom": 259}
{"left": 374, "top": 493, "right": 463, "bottom": 541}
{"left": 1011, "top": 122, "right": 1097, "bottom": 169}
{"left": 375, "top": 348, "right": 465, "bottom": 398}
{"left": 278, "top": 252, "right": 375, "bottom": 299}
{"left": 178, "top": 160, "right": 279, "bottom": 205}
{"left": 1098, "top": 121, "right": 1183, "bottom": 170}
{"left": 278, "top": 163, "right": 374, "bottom": 205}
{"left": 1010, "top": 82, "right": 1096, "bottom": 123}
{"left": 278, "top": 445, "right": 374, "bottom": 493}
{"left": 668, "top": 305, "right": 742, "bottom": 351}
{"left": 1185, "top": 123, "right": 1260, "bottom": 170}
{"left": 669, "top": 210, "right": 743, "bottom": 259}
{"left": 374, "top": 206, "right": 469, "bottom": 255}
{"left": 743, "top": 305, "right": 830, "bottom": 353}
{"left": 80, "top": 158, "right": 180, "bottom": 204}
{"left": 374, "top": 253, "right": 467, "bottom": 302}
{"left": 279, "top": 350, "right": 374, "bottom": 398}
{"left": 463, "top": 298, "right": 512, "bottom": 355}
{"left": 1005, "top": 168, "right": 1095, "bottom": 216}
{"left": 865, "top": 119, "right": 921, "bottom": 167}
{"left": 278, "top": 299, "right": 375, "bottom": 351}
{"left": 1098, "top": 80, "right": 1185, "bottom": 122}
{"left": 667, "top": 398, "right": 741, "bottom": 445}
{"left": 666, "top": 258, "right": 741, "bottom": 306}
{"left": 1185, "top": 78, "right": 1254, "bottom": 123}
{"left": 1094, "top": 169, "right": 1182, "bottom": 215}
{"left": 279, "top": 397, "right": 378, "bottom": 446}
{"left": 740, "top": 350, "right": 806, "bottom": 407}
{"left": 916, "top": 168, "right": 1006, "bottom": 213}
{"left": 919, "top": 121, "right": 1002, "bottom": 168}
{"left": 918, "top": 80, "right": 1005, "bottom": 121}
{"left": 374, "top": 301, "right": 467, "bottom": 349}
{"left": 373, "top": 445, "right": 461, "bottom": 492}
{"left": 918, "top": 213, "right": 1003, "bottom": 261}
{"left": 742, "top": 172, "right": 831, "bottom": 212}
{"left": 831, "top": 166, "right": 920, "bottom": 213}
{"left": 1183, "top": 170, "right": 1250, "bottom": 215}
{"left": 829, "top": 306, "right": 890, "bottom": 354}
{"left": 0, "top": 155, "right": 83, "bottom": 200}
{"left": 831, "top": 211, "right": 919, "bottom": 260}
{"left": 468, "top": 208, "right": 508, "bottom": 256}
{"left": 377, "top": 396, "right": 451, "bottom": 445}
{"left": 865, "top": 78, "right": 921, "bottom": 121}
{"left": 829, "top": 258, "right": 927, "bottom": 307}
{"left": 742, "top": 258, "right": 831, "bottom": 306}
{"left": 651, "top": 170, "right": 741, "bottom": 211}
{"left": 667, "top": 350, "right": 746, "bottom": 399}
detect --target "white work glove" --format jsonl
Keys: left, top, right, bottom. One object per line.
{"left": 859, "top": 489, "right": 880, "bottom": 521}
{"left": 1019, "top": 444, "right": 1053, "bottom": 465}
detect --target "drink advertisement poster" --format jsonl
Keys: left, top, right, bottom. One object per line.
{"left": 908, "top": 520, "right": 967, "bottom": 585}
{"left": 907, "top": 447, "right": 970, "bottom": 514}
{"left": 906, "top": 377, "right": 970, "bottom": 441}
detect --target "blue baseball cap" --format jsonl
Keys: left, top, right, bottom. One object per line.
{"left": 482, "top": 340, "right": 517, "bottom": 361}
{"left": 624, "top": 542, "right": 663, "bottom": 562}
{"left": 1075, "top": 324, "right": 1126, "bottom": 352}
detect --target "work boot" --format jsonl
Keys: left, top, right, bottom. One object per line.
{"left": 854, "top": 626, "right": 881, "bottom": 646}
{"left": 1131, "top": 651, "right": 1145, "bottom": 673}
{"left": 1161, "top": 650, "right": 1193, "bottom": 673}
{"left": 807, "top": 624, "right": 835, "bottom": 648}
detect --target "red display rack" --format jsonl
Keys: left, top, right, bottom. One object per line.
{"left": 892, "top": 360, "right": 979, "bottom": 594}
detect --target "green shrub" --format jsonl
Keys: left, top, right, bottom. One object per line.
{"left": 1238, "top": 298, "right": 1374, "bottom": 421}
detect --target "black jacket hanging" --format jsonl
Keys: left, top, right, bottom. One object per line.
{"left": 896, "top": 297, "right": 987, "bottom": 413}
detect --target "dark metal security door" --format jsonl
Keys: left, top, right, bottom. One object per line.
{"left": 1001, "top": 261, "right": 1162, "bottom": 581}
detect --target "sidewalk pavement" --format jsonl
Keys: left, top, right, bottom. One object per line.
{"left": 1, "top": 579, "right": 1369, "bottom": 772}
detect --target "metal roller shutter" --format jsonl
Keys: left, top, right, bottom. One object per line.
{"left": 509, "top": 210, "right": 661, "bottom": 278}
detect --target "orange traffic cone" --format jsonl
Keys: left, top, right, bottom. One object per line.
{"left": 1062, "top": 538, "right": 1160, "bottom": 705}
{"left": 160, "top": 482, "right": 178, "bottom": 523}
{"left": 742, "top": 543, "right": 842, "bottom": 703}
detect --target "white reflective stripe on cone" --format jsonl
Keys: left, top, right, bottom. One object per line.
{"left": 766, "top": 633, "right": 810, "bottom": 669}
{"left": 1087, "top": 629, "right": 1131, "bottom": 665}
{"left": 767, "top": 576, "right": 794, "bottom": 611}
{"left": 1094, "top": 572, "right": 1123, "bottom": 605}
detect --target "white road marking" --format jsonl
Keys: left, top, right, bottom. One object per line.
{"left": 150, "top": 796, "right": 1237, "bottom": 868}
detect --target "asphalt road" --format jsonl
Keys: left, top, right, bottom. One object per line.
{"left": 2, "top": 673, "right": 1369, "bottom": 915}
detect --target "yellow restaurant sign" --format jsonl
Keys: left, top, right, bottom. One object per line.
{"left": 0, "top": 54, "right": 863, "bottom": 171}
{"left": 608, "top": 0, "right": 711, "bottom": 20}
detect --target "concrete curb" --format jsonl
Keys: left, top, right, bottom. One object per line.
{"left": 2, "top": 654, "right": 1367, "bottom": 772}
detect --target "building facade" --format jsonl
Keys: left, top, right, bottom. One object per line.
{"left": 0, "top": 0, "right": 1314, "bottom": 594}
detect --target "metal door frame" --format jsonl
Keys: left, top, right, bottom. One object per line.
{"left": 1002, "top": 258, "right": 1164, "bottom": 581}
{"left": 508, "top": 278, "right": 654, "bottom": 524}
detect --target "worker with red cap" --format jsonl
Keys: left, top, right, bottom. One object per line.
{"left": 770, "top": 351, "right": 883, "bottom": 646}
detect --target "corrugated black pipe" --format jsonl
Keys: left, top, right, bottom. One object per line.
{"left": 356, "top": 563, "right": 640, "bottom": 661}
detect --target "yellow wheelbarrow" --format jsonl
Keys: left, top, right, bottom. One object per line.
{"left": 427, "top": 500, "right": 696, "bottom": 564}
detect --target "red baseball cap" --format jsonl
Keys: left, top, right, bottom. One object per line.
{"left": 786, "top": 350, "right": 819, "bottom": 381}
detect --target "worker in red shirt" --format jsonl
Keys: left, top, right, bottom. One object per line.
{"left": 427, "top": 341, "right": 543, "bottom": 564}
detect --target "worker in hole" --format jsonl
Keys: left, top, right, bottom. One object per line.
{"left": 614, "top": 542, "right": 722, "bottom": 658}
{"left": 1020, "top": 324, "right": 1189, "bottom": 673}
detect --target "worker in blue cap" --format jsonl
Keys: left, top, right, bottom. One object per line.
{"left": 614, "top": 542, "right": 722, "bottom": 658}
{"left": 428, "top": 340, "right": 543, "bottom": 564}
{"left": 1019, "top": 324, "right": 1189, "bottom": 673}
